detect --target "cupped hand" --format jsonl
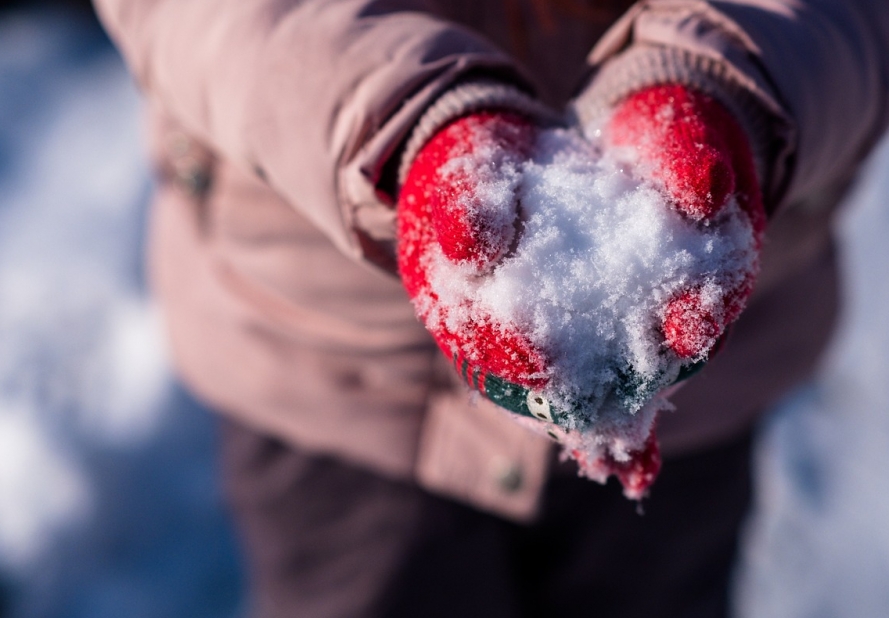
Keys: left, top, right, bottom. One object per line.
{"left": 606, "top": 84, "right": 766, "bottom": 359}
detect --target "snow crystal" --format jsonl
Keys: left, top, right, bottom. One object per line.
{"left": 421, "top": 127, "right": 757, "bottom": 456}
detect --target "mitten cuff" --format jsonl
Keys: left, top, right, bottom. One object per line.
{"left": 572, "top": 46, "right": 773, "bottom": 190}
{"left": 398, "top": 80, "right": 561, "bottom": 186}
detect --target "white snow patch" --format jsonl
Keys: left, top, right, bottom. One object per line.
{"left": 420, "top": 127, "right": 756, "bottom": 454}
{"left": 734, "top": 132, "right": 889, "bottom": 617}
{"left": 0, "top": 9, "right": 169, "bottom": 568}
{"left": 0, "top": 408, "right": 91, "bottom": 571}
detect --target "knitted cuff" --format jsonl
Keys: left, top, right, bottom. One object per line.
{"left": 572, "top": 45, "right": 774, "bottom": 190}
{"left": 397, "top": 80, "right": 562, "bottom": 186}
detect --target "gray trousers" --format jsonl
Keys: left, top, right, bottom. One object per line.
{"left": 221, "top": 420, "right": 753, "bottom": 618}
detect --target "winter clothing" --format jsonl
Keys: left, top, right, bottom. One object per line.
{"left": 396, "top": 83, "right": 765, "bottom": 496}
{"left": 608, "top": 84, "right": 765, "bottom": 359}
{"left": 92, "top": 0, "right": 889, "bottom": 614}
{"left": 92, "top": 0, "right": 889, "bottom": 520}
{"left": 221, "top": 417, "right": 755, "bottom": 618}
{"left": 397, "top": 111, "right": 548, "bottom": 387}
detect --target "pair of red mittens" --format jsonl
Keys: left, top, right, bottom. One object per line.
{"left": 396, "top": 84, "right": 765, "bottom": 497}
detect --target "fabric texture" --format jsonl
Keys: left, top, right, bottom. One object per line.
{"left": 397, "top": 80, "right": 561, "bottom": 185}
{"left": 221, "top": 417, "right": 754, "bottom": 618}
{"left": 93, "top": 0, "right": 889, "bottom": 518}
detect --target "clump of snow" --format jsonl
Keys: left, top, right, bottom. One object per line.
{"left": 0, "top": 409, "right": 91, "bottom": 571}
{"left": 422, "top": 127, "right": 757, "bottom": 456}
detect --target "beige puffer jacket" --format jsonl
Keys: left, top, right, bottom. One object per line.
{"left": 93, "top": 0, "right": 889, "bottom": 520}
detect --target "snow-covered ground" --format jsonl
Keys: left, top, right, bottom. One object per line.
{"left": 734, "top": 131, "right": 889, "bottom": 618}
{"left": 0, "top": 9, "right": 243, "bottom": 617}
{"left": 2, "top": 6, "right": 889, "bottom": 618}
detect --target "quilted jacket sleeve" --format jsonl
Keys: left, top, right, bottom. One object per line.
{"left": 92, "top": 0, "right": 533, "bottom": 263}
{"left": 95, "top": 0, "right": 889, "bottom": 255}
{"left": 576, "top": 0, "right": 889, "bottom": 208}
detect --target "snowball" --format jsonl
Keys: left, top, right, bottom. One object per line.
{"left": 417, "top": 127, "right": 757, "bottom": 458}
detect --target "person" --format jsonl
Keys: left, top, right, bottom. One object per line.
{"left": 91, "top": 0, "right": 889, "bottom": 616}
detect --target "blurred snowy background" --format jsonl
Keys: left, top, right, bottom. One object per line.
{"left": 734, "top": 126, "right": 889, "bottom": 615}
{"left": 0, "top": 3, "right": 243, "bottom": 617}
{"left": 0, "top": 2, "right": 888, "bottom": 618}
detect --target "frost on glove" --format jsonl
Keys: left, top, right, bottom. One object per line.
{"left": 396, "top": 85, "right": 764, "bottom": 499}
{"left": 607, "top": 84, "right": 766, "bottom": 360}
{"left": 398, "top": 112, "right": 547, "bottom": 388}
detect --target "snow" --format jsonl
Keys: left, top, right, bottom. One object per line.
{"left": 0, "top": 9, "right": 243, "bottom": 617}
{"left": 734, "top": 131, "right": 889, "bottom": 618}
{"left": 3, "top": 5, "right": 889, "bottom": 618}
{"left": 0, "top": 410, "right": 90, "bottom": 571}
{"left": 423, "top": 124, "right": 756, "bottom": 461}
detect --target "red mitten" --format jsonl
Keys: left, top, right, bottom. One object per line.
{"left": 607, "top": 84, "right": 766, "bottom": 359}
{"left": 397, "top": 111, "right": 547, "bottom": 389}
{"left": 396, "top": 88, "right": 764, "bottom": 500}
